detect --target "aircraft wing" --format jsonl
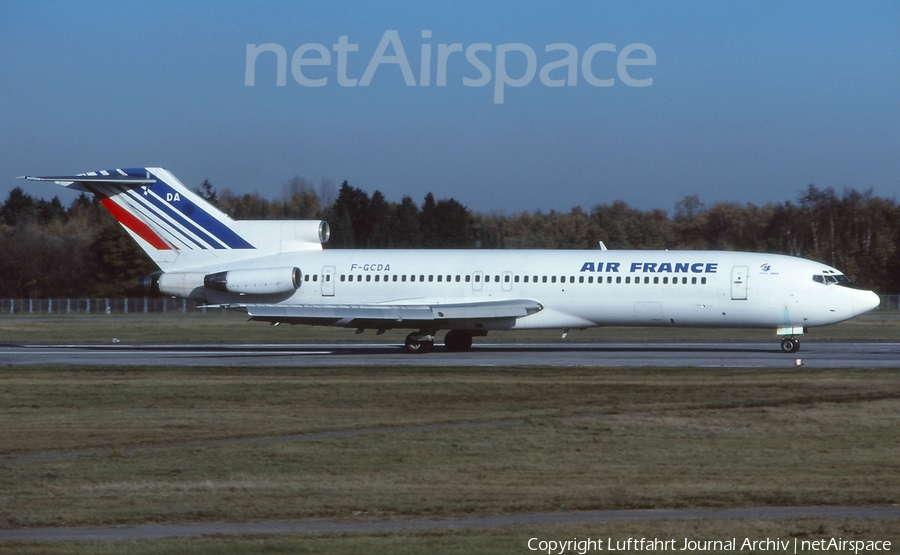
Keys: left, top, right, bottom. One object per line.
{"left": 229, "top": 299, "right": 543, "bottom": 327}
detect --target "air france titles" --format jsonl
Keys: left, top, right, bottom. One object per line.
{"left": 579, "top": 262, "right": 718, "bottom": 274}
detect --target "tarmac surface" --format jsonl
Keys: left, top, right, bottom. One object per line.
{"left": 3, "top": 506, "right": 900, "bottom": 542}
{"left": 0, "top": 341, "right": 898, "bottom": 367}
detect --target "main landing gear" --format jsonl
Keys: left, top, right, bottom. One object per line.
{"left": 443, "top": 329, "right": 474, "bottom": 352}
{"left": 781, "top": 336, "right": 801, "bottom": 353}
{"left": 404, "top": 332, "right": 435, "bottom": 353}
{"left": 403, "top": 330, "right": 476, "bottom": 353}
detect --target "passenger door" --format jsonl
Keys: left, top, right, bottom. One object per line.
{"left": 731, "top": 266, "right": 748, "bottom": 300}
{"left": 321, "top": 266, "right": 335, "bottom": 297}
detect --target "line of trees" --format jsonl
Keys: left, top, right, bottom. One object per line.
{"left": 1, "top": 177, "right": 897, "bottom": 298}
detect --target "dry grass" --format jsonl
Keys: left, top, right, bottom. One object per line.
{"left": 2, "top": 365, "right": 899, "bottom": 533}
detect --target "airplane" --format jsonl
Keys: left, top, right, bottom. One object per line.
{"left": 21, "top": 167, "right": 881, "bottom": 354}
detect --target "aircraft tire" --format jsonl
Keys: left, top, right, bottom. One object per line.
{"left": 444, "top": 330, "right": 474, "bottom": 352}
{"left": 405, "top": 333, "right": 434, "bottom": 354}
{"left": 781, "top": 337, "right": 800, "bottom": 353}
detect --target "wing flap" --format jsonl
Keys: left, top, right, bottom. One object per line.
{"left": 239, "top": 299, "right": 542, "bottom": 326}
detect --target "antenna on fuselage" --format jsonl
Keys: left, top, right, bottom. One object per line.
{"left": 598, "top": 241, "right": 608, "bottom": 251}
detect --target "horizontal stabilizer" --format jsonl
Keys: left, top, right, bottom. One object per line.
{"left": 20, "top": 174, "right": 156, "bottom": 191}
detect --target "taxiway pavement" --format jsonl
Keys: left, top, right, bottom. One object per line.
{"left": 0, "top": 341, "right": 897, "bottom": 367}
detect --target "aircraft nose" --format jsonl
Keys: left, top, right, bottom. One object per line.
{"left": 853, "top": 290, "right": 881, "bottom": 315}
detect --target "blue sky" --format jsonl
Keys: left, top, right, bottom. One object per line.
{"left": 1, "top": 1, "right": 898, "bottom": 214}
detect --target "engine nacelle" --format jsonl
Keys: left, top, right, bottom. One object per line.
{"left": 204, "top": 267, "right": 301, "bottom": 295}
{"left": 158, "top": 272, "right": 207, "bottom": 299}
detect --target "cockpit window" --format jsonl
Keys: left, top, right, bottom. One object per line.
{"left": 813, "top": 273, "right": 867, "bottom": 289}
{"left": 813, "top": 274, "right": 841, "bottom": 284}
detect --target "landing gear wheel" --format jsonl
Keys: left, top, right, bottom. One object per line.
{"left": 405, "top": 333, "right": 434, "bottom": 354}
{"left": 444, "top": 330, "right": 474, "bottom": 352}
{"left": 781, "top": 336, "right": 800, "bottom": 354}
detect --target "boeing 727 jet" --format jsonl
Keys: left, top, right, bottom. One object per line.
{"left": 22, "top": 168, "right": 880, "bottom": 353}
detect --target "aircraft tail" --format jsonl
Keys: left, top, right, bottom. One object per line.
{"left": 21, "top": 167, "right": 329, "bottom": 272}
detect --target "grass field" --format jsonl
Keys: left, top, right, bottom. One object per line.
{"left": 2, "top": 364, "right": 899, "bottom": 553}
{"left": 0, "top": 309, "right": 897, "bottom": 344}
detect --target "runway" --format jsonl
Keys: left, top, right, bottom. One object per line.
{"left": 0, "top": 341, "right": 897, "bottom": 367}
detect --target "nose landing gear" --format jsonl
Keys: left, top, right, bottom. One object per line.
{"left": 781, "top": 336, "right": 801, "bottom": 353}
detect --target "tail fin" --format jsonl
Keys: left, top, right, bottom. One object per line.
{"left": 21, "top": 167, "right": 328, "bottom": 271}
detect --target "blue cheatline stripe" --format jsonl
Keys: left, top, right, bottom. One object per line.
{"left": 110, "top": 185, "right": 207, "bottom": 250}
{"left": 139, "top": 186, "right": 225, "bottom": 250}
{"left": 121, "top": 186, "right": 212, "bottom": 250}
{"left": 145, "top": 173, "right": 254, "bottom": 250}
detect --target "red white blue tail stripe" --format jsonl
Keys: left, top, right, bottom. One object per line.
{"left": 29, "top": 168, "right": 254, "bottom": 251}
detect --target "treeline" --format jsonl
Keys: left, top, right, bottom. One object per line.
{"left": 1, "top": 177, "right": 898, "bottom": 298}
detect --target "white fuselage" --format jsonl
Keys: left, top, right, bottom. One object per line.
{"left": 198, "top": 249, "right": 879, "bottom": 332}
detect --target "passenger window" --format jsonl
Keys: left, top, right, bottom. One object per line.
{"left": 701, "top": 277, "right": 707, "bottom": 284}
{"left": 551, "top": 276, "right": 557, "bottom": 283}
{"left": 304, "top": 274, "right": 310, "bottom": 282}
{"left": 402, "top": 275, "right": 407, "bottom": 282}
{"left": 607, "top": 276, "right": 612, "bottom": 284}
{"left": 682, "top": 277, "right": 688, "bottom": 284}
{"left": 625, "top": 277, "right": 631, "bottom": 284}
{"left": 691, "top": 277, "right": 697, "bottom": 284}
{"left": 475, "top": 275, "right": 481, "bottom": 282}
{"left": 313, "top": 275, "right": 318, "bottom": 282}
{"left": 514, "top": 276, "right": 520, "bottom": 283}
{"left": 579, "top": 276, "right": 584, "bottom": 283}
{"left": 542, "top": 276, "right": 548, "bottom": 283}
{"left": 340, "top": 275, "right": 346, "bottom": 282}
{"left": 465, "top": 275, "right": 471, "bottom": 282}
{"left": 616, "top": 276, "right": 621, "bottom": 284}
{"left": 495, "top": 275, "right": 500, "bottom": 282}
{"left": 644, "top": 277, "right": 649, "bottom": 284}
{"left": 653, "top": 277, "right": 659, "bottom": 284}
{"left": 365, "top": 275, "right": 371, "bottom": 282}
{"left": 505, "top": 275, "right": 510, "bottom": 283}
{"left": 663, "top": 277, "right": 668, "bottom": 284}
{"left": 420, "top": 275, "right": 425, "bottom": 282}
{"left": 524, "top": 276, "right": 529, "bottom": 283}
{"left": 374, "top": 275, "right": 380, "bottom": 282}
{"left": 437, "top": 275, "right": 442, "bottom": 282}
{"left": 588, "top": 276, "right": 593, "bottom": 283}
{"left": 411, "top": 275, "right": 416, "bottom": 282}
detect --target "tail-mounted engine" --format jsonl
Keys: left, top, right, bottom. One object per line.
{"left": 142, "top": 267, "right": 302, "bottom": 299}
{"left": 204, "top": 267, "right": 301, "bottom": 295}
